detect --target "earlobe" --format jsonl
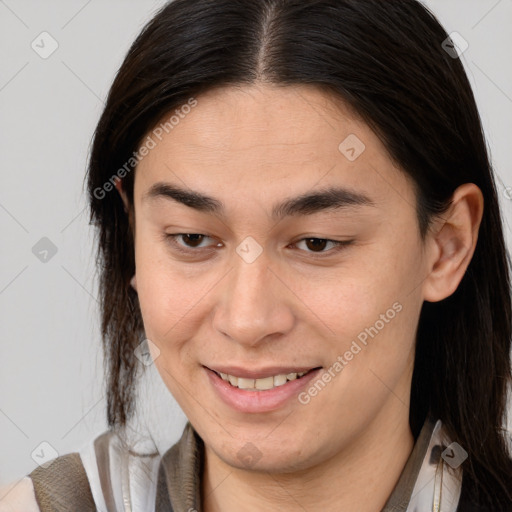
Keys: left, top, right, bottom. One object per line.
{"left": 130, "top": 274, "right": 137, "bottom": 291}
{"left": 422, "top": 183, "right": 484, "bottom": 303}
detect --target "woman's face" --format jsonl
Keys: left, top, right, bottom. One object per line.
{"left": 132, "top": 84, "right": 429, "bottom": 472}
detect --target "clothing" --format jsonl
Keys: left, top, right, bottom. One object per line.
{"left": 29, "top": 414, "right": 467, "bottom": 511}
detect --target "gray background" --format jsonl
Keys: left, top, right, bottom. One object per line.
{"left": 1, "top": 0, "right": 511, "bottom": 484}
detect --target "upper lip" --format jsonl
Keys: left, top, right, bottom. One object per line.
{"left": 204, "top": 365, "right": 321, "bottom": 379}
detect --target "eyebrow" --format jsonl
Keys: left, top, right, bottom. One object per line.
{"left": 143, "top": 182, "right": 376, "bottom": 220}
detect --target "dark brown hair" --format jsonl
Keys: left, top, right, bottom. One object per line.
{"left": 86, "top": 0, "right": 512, "bottom": 508}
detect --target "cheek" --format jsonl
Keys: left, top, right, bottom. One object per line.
{"left": 296, "top": 245, "right": 417, "bottom": 342}
{"left": 134, "top": 230, "right": 220, "bottom": 353}
{"left": 304, "top": 277, "right": 415, "bottom": 362}
{"left": 314, "top": 298, "right": 417, "bottom": 425}
{"left": 298, "top": 232, "right": 422, "bottom": 378}
{"left": 134, "top": 231, "right": 187, "bottom": 339}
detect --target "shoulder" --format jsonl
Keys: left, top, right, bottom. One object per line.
{"left": 29, "top": 453, "right": 95, "bottom": 512}
{"left": 0, "top": 431, "right": 118, "bottom": 512}
{"left": 0, "top": 477, "right": 40, "bottom": 512}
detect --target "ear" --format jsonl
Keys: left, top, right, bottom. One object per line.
{"left": 115, "top": 180, "right": 137, "bottom": 289}
{"left": 115, "top": 178, "right": 136, "bottom": 235}
{"left": 422, "top": 183, "right": 484, "bottom": 302}
{"left": 115, "top": 178, "right": 130, "bottom": 213}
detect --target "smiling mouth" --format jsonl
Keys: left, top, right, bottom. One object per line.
{"left": 210, "top": 367, "right": 321, "bottom": 391}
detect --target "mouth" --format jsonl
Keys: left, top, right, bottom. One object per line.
{"left": 204, "top": 365, "right": 323, "bottom": 413}
{"left": 204, "top": 364, "right": 322, "bottom": 388}
{"left": 209, "top": 367, "right": 320, "bottom": 391}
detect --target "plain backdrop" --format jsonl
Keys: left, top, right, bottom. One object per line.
{"left": 1, "top": 0, "right": 511, "bottom": 484}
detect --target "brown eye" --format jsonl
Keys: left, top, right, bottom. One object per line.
{"left": 294, "top": 237, "right": 352, "bottom": 255}
{"left": 304, "top": 238, "right": 329, "bottom": 252}
{"left": 164, "top": 233, "right": 217, "bottom": 252}
{"left": 180, "top": 234, "right": 205, "bottom": 247}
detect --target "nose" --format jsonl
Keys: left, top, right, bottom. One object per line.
{"left": 212, "top": 247, "right": 295, "bottom": 348}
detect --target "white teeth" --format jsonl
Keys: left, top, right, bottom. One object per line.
{"left": 217, "top": 370, "right": 312, "bottom": 391}
{"left": 255, "top": 376, "right": 274, "bottom": 390}
{"left": 273, "top": 374, "right": 288, "bottom": 386}
{"left": 237, "top": 378, "right": 255, "bottom": 389}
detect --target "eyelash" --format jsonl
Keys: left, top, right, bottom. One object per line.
{"left": 163, "top": 233, "right": 353, "bottom": 258}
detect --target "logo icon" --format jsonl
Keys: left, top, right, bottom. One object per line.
{"left": 31, "top": 441, "right": 59, "bottom": 468}
{"left": 31, "top": 32, "right": 59, "bottom": 59}
{"left": 134, "top": 338, "right": 160, "bottom": 366}
{"left": 442, "top": 32, "right": 468, "bottom": 59}
{"left": 338, "top": 134, "right": 366, "bottom": 161}
{"left": 32, "top": 237, "right": 58, "bottom": 263}
{"left": 236, "top": 236, "right": 263, "bottom": 264}
{"left": 441, "top": 442, "right": 468, "bottom": 468}
{"left": 236, "top": 442, "right": 263, "bottom": 468}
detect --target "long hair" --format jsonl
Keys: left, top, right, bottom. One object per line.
{"left": 86, "top": 0, "right": 512, "bottom": 508}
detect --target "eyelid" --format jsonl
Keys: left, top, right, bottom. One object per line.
{"left": 164, "top": 233, "right": 353, "bottom": 257}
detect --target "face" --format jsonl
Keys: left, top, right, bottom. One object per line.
{"left": 132, "top": 84, "right": 428, "bottom": 473}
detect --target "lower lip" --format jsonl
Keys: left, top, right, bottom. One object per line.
{"left": 205, "top": 367, "right": 322, "bottom": 413}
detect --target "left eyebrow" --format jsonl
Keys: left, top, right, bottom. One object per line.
{"left": 142, "top": 182, "right": 377, "bottom": 220}
{"left": 272, "top": 186, "right": 376, "bottom": 219}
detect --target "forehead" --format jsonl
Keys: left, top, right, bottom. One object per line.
{"left": 134, "top": 84, "right": 416, "bottom": 216}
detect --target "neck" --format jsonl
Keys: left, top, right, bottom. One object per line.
{"left": 201, "top": 405, "right": 415, "bottom": 512}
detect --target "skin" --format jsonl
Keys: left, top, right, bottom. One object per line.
{"left": 119, "top": 83, "right": 483, "bottom": 512}
{"left": 0, "top": 478, "right": 39, "bottom": 512}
